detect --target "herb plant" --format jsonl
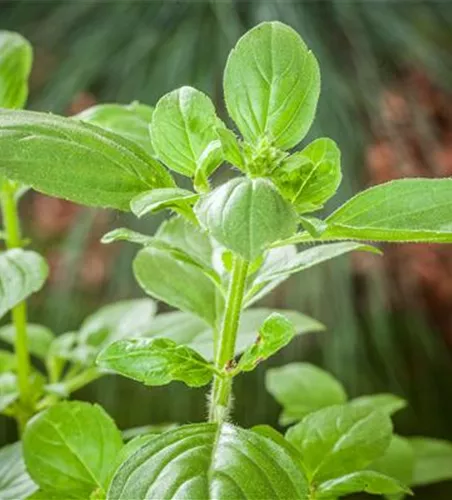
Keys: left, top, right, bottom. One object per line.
{"left": 1, "top": 22, "right": 452, "bottom": 500}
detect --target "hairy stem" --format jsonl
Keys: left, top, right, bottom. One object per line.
{"left": 0, "top": 180, "right": 32, "bottom": 433}
{"left": 209, "top": 255, "right": 249, "bottom": 423}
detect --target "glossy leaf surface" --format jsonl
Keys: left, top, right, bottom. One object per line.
{"left": 108, "top": 423, "right": 308, "bottom": 499}
{"left": 286, "top": 405, "right": 392, "bottom": 481}
{"left": 97, "top": 337, "right": 215, "bottom": 387}
{"left": 266, "top": 362, "right": 347, "bottom": 425}
{"left": 23, "top": 401, "right": 123, "bottom": 496}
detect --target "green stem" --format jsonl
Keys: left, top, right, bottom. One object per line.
{"left": 209, "top": 255, "right": 249, "bottom": 423}
{"left": 0, "top": 180, "right": 32, "bottom": 433}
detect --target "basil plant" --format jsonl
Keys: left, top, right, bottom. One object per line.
{"left": 0, "top": 22, "right": 452, "bottom": 500}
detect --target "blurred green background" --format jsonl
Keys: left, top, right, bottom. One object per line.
{"left": 1, "top": 1, "right": 452, "bottom": 497}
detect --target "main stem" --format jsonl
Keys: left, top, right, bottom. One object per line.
{"left": 209, "top": 255, "right": 249, "bottom": 423}
{"left": 0, "top": 180, "right": 32, "bottom": 433}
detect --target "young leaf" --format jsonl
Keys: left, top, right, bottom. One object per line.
{"left": 370, "top": 435, "right": 415, "bottom": 489}
{"left": 408, "top": 437, "right": 452, "bottom": 486}
{"left": 317, "top": 471, "right": 410, "bottom": 498}
{"left": 194, "top": 140, "right": 223, "bottom": 192}
{"left": 0, "top": 372, "right": 18, "bottom": 412}
{"left": 216, "top": 127, "right": 244, "bottom": 168}
{"left": 133, "top": 246, "right": 218, "bottom": 326}
{"left": 130, "top": 188, "right": 199, "bottom": 219}
{"left": 0, "top": 442, "right": 37, "bottom": 500}
{"left": 195, "top": 177, "right": 298, "bottom": 261}
{"left": 108, "top": 423, "right": 309, "bottom": 499}
{"left": 23, "top": 401, "right": 123, "bottom": 497}
{"left": 272, "top": 138, "right": 341, "bottom": 213}
{"left": 237, "top": 313, "right": 296, "bottom": 372}
{"left": 349, "top": 393, "right": 407, "bottom": 416}
{"left": 0, "top": 323, "right": 54, "bottom": 359}
{"left": 75, "top": 101, "right": 155, "bottom": 155}
{"left": 97, "top": 337, "right": 216, "bottom": 388}
{"left": 0, "top": 31, "right": 32, "bottom": 109}
{"left": 266, "top": 362, "right": 347, "bottom": 425}
{"left": 224, "top": 21, "right": 320, "bottom": 150}
{"left": 0, "top": 110, "right": 174, "bottom": 211}
{"left": 286, "top": 405, "right": 393, "bottom": 481}
{"left": 322, "top": 178, "right": 452, "bottom": 243}
{"left": 252, "top": 241, "right": 380, "bottom": 289}
{"left": 151, "top": 86, "right": 221, "bottom": 177}
{"left": 45, "top": 331, "right": 77, "bottom": 382}
{"left": 0, "top": 249, "right": 48, "bottom": 319}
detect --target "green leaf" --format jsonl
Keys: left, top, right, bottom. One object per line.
{"left": 322, "top": 178, "right": 452, "bottom": 243}
{"left": 45, "top": 332, "right": 77, "bottom": 381}
{"left": 299, "top": 216, "right": 328, "bottom": 238}
{"left": 73, "top": 299, "right": 157, "bottom": 365}
{"left": 140, "top": 307, "right": 322, "bottom": 362}
{"left": 0, "top": 442, "right": 37, "bottom": 500}
{"left": 0, "top": 350, "right": 16, "bottom": 373}
{"left": 286, "top": 404, "right": 393, "bottom": 481}
{"left": 216, "top": 127, "right": 244, "bottom": 168}
{"left": 78, "top": 299, "right": 157, "bottom": 347}
{"left": 121, "top": 423, "right": 179, "bottom": 441}
{"left": 252, "top": 242, "right": 380, "bottom": 290}
{"left": 266, "top": 363, "right": 347, "bottom": 425}
{"left": 97, "top": 337, "right": 216, "bottom": 388}
{"left": 370, "top": 436, "right": 415, "bottom": 488}
{"left": 0, "top": 249, "right": 48, "bottom": 319}
{"left": 245, "top": 244, "right": 297, "bottom": 306}
{"left": 194, "top": 139, "right": 223, "bottom": 192}
{"left": 0, "top": 372, "right": 18, "bottom": 412}
{"left": 224, "top": 21, "right": 320, "bottom": 150}
{"left": 75, "top": 101, "right": 154, "bottom": 155}
{"left": 409, "top": 437, "right": 452, "bottom": 486}
{"left": 23, "top": 401, "right": 123, "bottom": 496}
{"left": 317, "top": 471, "right": 410, "bottom": 498}
{"left": 349, "top": 394, "right": 407, "bottom": 416}
{"left": 195, "top": 177, "right": 298, "bottom": 261}
{"left": 150, "top": 86, "right": 221, "bottom": 177}
{"left": 108, "top": 423, "right": 309, "bottom": 499}
{"left": 101, "top": 227, "right": 153, "bottom": 246}
{"left": 252, "top": 425, "right": 303, "bottom": 464}
{"left": 0, "top": 31, "right": 32, "bottom": 109}
{"left": 237, "top": 313, "right": 296, "bottom": 372}
{"left": 133, "top": 246, "right": 218, "bottom": 326}
{"left": 0, "top": 110, "right": 174, "bottom": 211}
{"left": 0, "top": 323, "right": 54, "bottom": 359}
{"left": 130, "top": 188, "right": 199, "bottom": 219}
{"left": 105, "top": 434, "right": 156, "bottom": 491}
{"left": 155, "top": 216, "right": 213, "bottom": 266}
{"left": 273, "top": 138, "right": 341, "bottom": 213}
